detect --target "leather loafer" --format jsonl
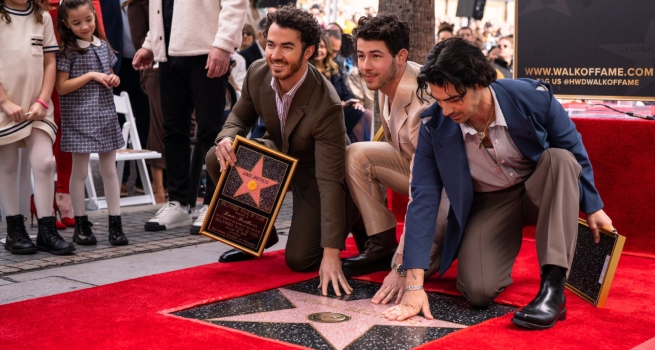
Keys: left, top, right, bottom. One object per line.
{"left": 512, "top": 265, "right": 567, "bottom": 330}
{"left": 341, "top": 227, "right": 398, "bottom": 277}
{"left": 218, "top": 227, "right": 279, "bottom": 263}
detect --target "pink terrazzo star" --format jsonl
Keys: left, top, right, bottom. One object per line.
{"left": 232, "top": 156, "right": 279, "bottom": 207}
{"left": 208, "top": 288, "right": 466, "bottom": 350}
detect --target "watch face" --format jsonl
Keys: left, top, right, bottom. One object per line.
{"left": 393, "top": 263, "right": 407, "bottom": 277}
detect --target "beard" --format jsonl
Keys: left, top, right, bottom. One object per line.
{"left": 364, "top": 59, "right": 397, "bottom": 91}
{"left": 267, "top": 52, "right": 304, "bottom": 82}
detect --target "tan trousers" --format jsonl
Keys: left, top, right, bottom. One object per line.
{"left": 456, "top": 149, "right": 581, "bottom": 307}
{"left": 345, "top": 142, "right": 449, "bottom": 275}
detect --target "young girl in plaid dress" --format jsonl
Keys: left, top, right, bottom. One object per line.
{"left": 56, "top": 0, "right": 128, "bottom": 246}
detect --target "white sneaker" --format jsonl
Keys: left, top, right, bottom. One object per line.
{"left": 190, "top": 205, "right": 209, "bottom": 235}
{"left": 144, "top": 201, "right": 192, "bottom": 231}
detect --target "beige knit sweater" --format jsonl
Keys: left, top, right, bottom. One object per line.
{"left": 142, "top": 0, "right": 248, "bottom": 62}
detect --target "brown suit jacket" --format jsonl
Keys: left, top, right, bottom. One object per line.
{"left": 216, "top": 60, "right": 350, "bottom": 249}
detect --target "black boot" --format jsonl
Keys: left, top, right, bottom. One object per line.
{"left": 350, "top": 217, "right": 368, "bottom": 253}
{"left": 341, "top": 227, "right": 398, "bottom": 277}
{"left": 72, "top": 215, "right": 97, "bottom": 245}
{"left": 36, "top": 216, "right": 75, "bottom": 255}
{"left": 4, "top": 214, "right": 37, "bottom": 254}
{"left": 219, "top": 227, "right": 279, "bottom": 263}
{"left": 108, "top": 215, "right": 128, "bottom": 246}
{"left": 512, "top": 265, "right": 567, "bottom": 330}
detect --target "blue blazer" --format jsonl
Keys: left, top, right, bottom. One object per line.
{"left": 402, "top": 78, "right": 603, "bottom": 275}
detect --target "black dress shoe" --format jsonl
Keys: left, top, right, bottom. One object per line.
{"left": 512, "top": 265, "right": 567, "bottom": 330}
{"left": 350, "top": 217, "right": 368, "bottom": 253}
{"left": 341, "top": 227, "right": 398, "bottom": 277}
{"left": 218, "top": 227, "right": 279, "bottom": 263}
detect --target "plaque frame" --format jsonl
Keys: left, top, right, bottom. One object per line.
{"left": 200, "top": 136, "right": 298, "bottom": 257}
{"left": 565, "top": 218, "right": 626, "bottom": 308}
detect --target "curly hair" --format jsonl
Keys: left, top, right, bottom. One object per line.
{"left": 0, "top": 0, "right": 46, "bottom": 24}
{"left": 351, "top": 14, "right": 410, "bottom": 57}
{"left": 57, "top": 0, "right": 111, "bottom": 57}
{"left": 263, "top": 4, "right": 321, "bottom": 60}
{"left": 417, "top": 38, "right": 497, "bottom": 102}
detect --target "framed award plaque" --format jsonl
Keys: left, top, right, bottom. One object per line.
{"left": 200, "top": 136, "right": 298, "bottom": 257}
{"left": 566, "top": 219, "right": 626, "bottom": 307}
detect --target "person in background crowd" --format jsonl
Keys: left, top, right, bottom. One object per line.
{"left": 311, "top": 33, "right": 371, "bottom": 142}
{"left": 240, "top": 23, "right": 255, "bottom": 52}
{"left": 0, "top": 0, "right": 71, "bottom": 255}
{"left": 325, "top": 22, "right": 352, "bottom": 75}
{"left": 245, "top": 0, "right": 265, "bottom": 31}
{"left": 308, "top": 3, "right": 325, "bottom": 29}
{"left": 497, "top": 36, "right": 514, "bottom": 73}
{"left": 133, "top": 0, "right": 246, "bottom": 234}
{"left": 239, "top": 18, "right": 266, "bottom": 69}
{"left": 56, "top": 0, "right": 129, "bottom": 248}
{"left": 457, "top": 26, "right": 475, "bottom": 43}
{"left": 346, "top": 65, "right": 374, "bottom": 112}
{"left": 125, "top": 0, "right": 166, "bottom": 203}
{"left": 437, "top": 23, "right": 453, "bottom": 43}
{"left": 487, "top": 45, "right": 512, "bottom": 79}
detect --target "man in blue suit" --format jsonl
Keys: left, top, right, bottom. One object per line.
{"left": 382, "top": 39, "right": 614, "bottom": 330}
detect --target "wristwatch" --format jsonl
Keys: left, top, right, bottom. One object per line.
{"left": 392, "top": 263, "right": 407, "bottom": 277}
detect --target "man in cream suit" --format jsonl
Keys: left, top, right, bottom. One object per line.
{"left": 342, "top": 14, "right": 449, "bottom": 298}
{"left": 206, "top": 6, "right": 357, "bottom": 297}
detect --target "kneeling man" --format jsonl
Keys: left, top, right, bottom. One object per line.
{"left": 383, "top": 38, "right": 614, "bottom": 330}
{"left": 207, "top": 6, "right": 356, "bottom": 296}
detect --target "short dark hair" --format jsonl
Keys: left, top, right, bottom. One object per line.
{"left": 417, "top": 38, "right": 496, "bottom": 102}
{"left": 351, "top": 14, "right": 410, "bottom": 57}
{"left": 263, "top": 4, "right": 321, "bottom": 60}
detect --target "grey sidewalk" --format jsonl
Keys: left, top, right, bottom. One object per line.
{"left": 0, "top": 195, "right": 292, "bottom": 305}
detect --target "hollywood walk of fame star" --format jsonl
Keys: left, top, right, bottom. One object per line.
{"left": 207, "top": 288, "right": 466, "bottom": 350}
{"left": 519, "top": 0, "right": 571, "bottom": 16}
{"left": 233, "top": 156, "right": 279, "bottom": 207}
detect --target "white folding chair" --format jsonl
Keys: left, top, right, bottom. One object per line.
{"left": 85, "top": 91, "right": 161, "bottom": 210}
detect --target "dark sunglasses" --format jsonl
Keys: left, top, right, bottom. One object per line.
{"left": 242, "top": 31, "right": 253, "bottom": 36}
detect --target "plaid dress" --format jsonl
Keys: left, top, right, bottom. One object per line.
{"left": 57, "top": 39, "right": 125, "bottom": 153}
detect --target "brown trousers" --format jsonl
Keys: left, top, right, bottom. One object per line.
{"left": 456, "top": 148, "right": 581, "bottom": 306}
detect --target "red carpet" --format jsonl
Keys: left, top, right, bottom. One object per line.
{"left": 1, "top": 237, "right": 654, "bottom": 349}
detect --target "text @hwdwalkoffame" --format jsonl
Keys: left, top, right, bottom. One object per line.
{"left": 524, "top": 67, "right": 653, "bottom": 86}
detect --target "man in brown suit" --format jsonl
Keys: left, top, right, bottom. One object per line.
{"left": 206, "top": 6, "right": 356, "bottom": 296}
{"left": 341, "top": 14, "right": 449, "bottom": 294}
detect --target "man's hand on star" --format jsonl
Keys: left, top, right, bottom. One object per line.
{"left": 318, "top": 247, "right": 352, "bottom": 297}
{"left": 216, "top": 137, "right": 237, "bottom": 172}
{"left": 383, "top": 288, "right": 433, "bottom": 322}
{"left": 382, "top": 268, "right": 433, "bottom": 321}
{"left": 372, "top": 269, "right": 405, "bottom": 305}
